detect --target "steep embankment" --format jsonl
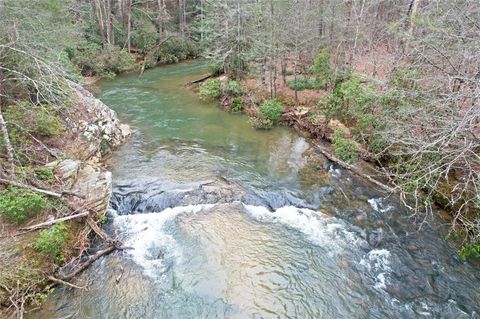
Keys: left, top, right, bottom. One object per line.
{"left": 0, "top": 82, "right": 130, "bottom": 316}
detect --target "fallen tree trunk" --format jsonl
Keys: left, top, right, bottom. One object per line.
{"left": 0, "top": 178, "right": 62, "bottom": 197}
{"left": 138, "top": 36, "right": 174, "bottom": 79}
{"left": 86, "top": 217, "right": 125, "bottom": 248}
{"left": 60, "top": 246, "right": 116, "bottom": 281}
{"left": 187, "top": 73, "right": 213, "bottom": 85}
{"left": 0, "top": 178, "right": 84, "bottom": 199}
{"left": 312, "top": 142, "right": 396, "bottom": 193}
{"left": 47, "top": 276, "right": 86, "bottom": 290}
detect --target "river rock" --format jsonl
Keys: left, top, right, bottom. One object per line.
{"left": 55, "top": 159, "right": 82, "bottom": 185}
{"left": 71, "top": 163, "right": 113, "bottom": 216}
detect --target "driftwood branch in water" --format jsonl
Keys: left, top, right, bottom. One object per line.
{"left": 138, "top": 36, "right": 174, "bottom": 79}
{"left": 312, "top": 142, "right": 396, "bottom": 193}
{"left": 60, "top": 246, "right": 116, "bottom": 281}
{"left": 47, "top": 276, "right": 86, "bottom": 290}
{"left": 86, "top": 217, "right": 125, "bottom": 248}
{"left": 19, "top": 211, "right": 90, "bottom": 232}
{"left": 187, "top": 73, "right": 213, "bottom": 85}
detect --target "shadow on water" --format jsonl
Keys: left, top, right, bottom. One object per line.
{"left": 29, "top": 61, "right": 480, "bottom": 319}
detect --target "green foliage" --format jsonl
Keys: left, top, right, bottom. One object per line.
{"left": 35, "top": 109, "right": 64, "bottom": 138}
{"left": 313, "top": 49, "right": 333, "bottom": 86}
{"left": 35, "top": 222, "right": 68, "bottom": 262}
{"left": 0, "top": 187, "right": 48, "bottom": 224}
{"left": 331, "top": 129, "right": 359, "bottom": 164}
{"left": 99, "top": 214, "right": 108, "bottom": 224}
{"left": 287, "top": 78, "right": 325, "bottom": 91}
{"left": 130, "top": 11, "right": 158, "bottom": 52}
{"left": 321, "top": 76, "right": 375, "bottom": 122}
{"left": 199, "top": 78, "right": 222, "bottom": 99}
{"left": 231, "top": 97, "right": 245, "bottom": 112}
{"left": 34, "top": 168, "right": 55, "bottom": 182}
{"left": 459, "top": 240, "right": 480, "bottom": 260}
{"left": 319, "top": 76, "right": 387, "bottom": 155}
{"left": 153, "top": 38, "right": 199, "bottom": 65}
{"left": 259, "top": 99, "right": 284, "bottom": 124}
{"left": 68, "top": 43, "right": 136, "bottom": 78}
{"left": 3, "top": 103, "right": 64, "bottom": 149}
{"left": 224, "top": 80, "right": 241, "bottom": 96}
{"left": 390, "top": 67, "right": 422, "bottom": 89}
{"left": 208, "top": 63, "right": 224, "bottom": 76}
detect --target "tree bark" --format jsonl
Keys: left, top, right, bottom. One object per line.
{"left": 407, "top": 0, "right": 420, "bottom": 35}
{"left": 127, "top": 0, "right": 131, "bottom": 51}
{"left": 0, "top": 104, "right": 15, "bottom": 177}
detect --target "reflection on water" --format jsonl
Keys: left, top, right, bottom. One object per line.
{"left": 30, "top": 62, "right": 480, "bottom": 319}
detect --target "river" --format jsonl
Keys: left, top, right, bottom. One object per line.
{"left": 30, "top": 61, "right": 480, "bottom": 318}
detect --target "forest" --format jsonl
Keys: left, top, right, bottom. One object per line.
{"left": 0, "top": 0, "right": 479, "bottom": 317}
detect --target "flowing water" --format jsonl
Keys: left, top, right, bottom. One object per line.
{"left": 31, "top": 61, "right": 480, "bottom": 318}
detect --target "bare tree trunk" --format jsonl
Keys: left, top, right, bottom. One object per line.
{"left": 407, "top": 0, "right": 420, "bottom": 35}
{"left": 119, "top": 0, "right": 124, "bottom": 25}
{"left": 351, "top": 0, "right": 366, "bottom": 64}
{"left": 318, "top": 0, "right": 324, "bottom": 40}
{"left": 293, "top": 56, "right": 298, "bottom": 105}
{"left": 0, "top": 104, "right": 15, "bottom": 177}
{"left": 200, "top": 0, "right": 204, "bottom": 42}
{"left": 93, "top": 0, "right": 106, "bottom": 44}
{"left": 157, "top": 0, "right": 165, "bottom": 40}
{"left": 329, "top": 2, "right": 335, "bottom": 45}
{"left": 178, "top": 0, "right": 186, "bottom": 36}
{"left": 108, "top": 0, "right": 114, "bottom": 44}
{"left": 273, "top": 63, "right": 277, "bottom": 98}
{"left": 261, "top": 58, "right": 267, "bottom": 86}
{"left": 269, "top": 59, "right": 273, "bottom": 98}
{"left": 102, "top": 0, "right": 111, "bottom": 45}
{"left": 127, "top": 0, "right": 131, "bottom": 51}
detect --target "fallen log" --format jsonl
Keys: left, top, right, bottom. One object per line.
{"left": 187, "top": 73, "right": 213, "bottom": 85}
{"left": 47, "top": 276, "right": 86, "bottom": 290}
{"left": 60, "top": 246, "right": 116, "bottom": 281}
{"left": 312, "top": 142, "right": 396, "bottom": 193}
{"left": 0, "top": 178, "right": 84, "bottom": 199}
{"left": 0, "top": 178, "right": 62, "bottom": 198}
{"left": 19, "top": 211, "right": 89, "bottom": 232}
{"left": 86, "top": 217, "right": 124, "bottom": 248}
{"left": 138, "top": 36, "right": 174, "bottom": 79}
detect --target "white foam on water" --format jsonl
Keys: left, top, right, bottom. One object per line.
{"left": 368, "top": 198, "right": 394, "bottom": 213}
{"left": 243, "top": 204, "right": 363, "bottom": 253}
{"left": 328, "top": 165, "right": 342, "bottom": 179}
{"left": 359, "top": 249, "right": 392, "bottom": 290}
{"left": 114, "top": 204, "right": 216, "bottom": 278}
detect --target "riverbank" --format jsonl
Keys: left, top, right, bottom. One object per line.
{"left": 0, "top": 82, "right": 130, "bottom": 317}
{"left": 191, "top": 72, "right": 479, "bottom": 261}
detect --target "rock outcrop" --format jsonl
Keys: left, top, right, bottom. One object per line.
{"left": 67, "top": 82, "right": 131, "bottom": 162}
{"left": 54, "top": 82, "right": 131, "bottom": 216}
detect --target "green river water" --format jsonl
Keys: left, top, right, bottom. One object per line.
{"left": 30, "top": 61, "right": 480, "bottom": 319}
